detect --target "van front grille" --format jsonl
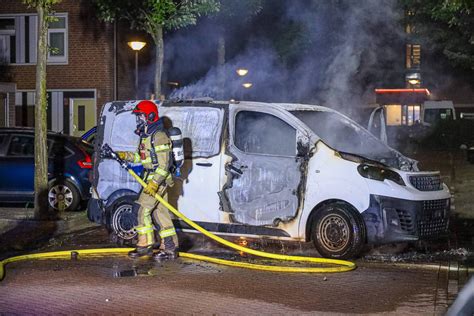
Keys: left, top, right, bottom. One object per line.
{"left": 409, "top": 175, "right": 442, "bottom": 191}
{"left": 418, "top": 199, "right": 449, "bottom": 238}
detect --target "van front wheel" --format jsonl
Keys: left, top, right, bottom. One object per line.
{"left": 311, "top": 202, "right": 365, "bottom": 259}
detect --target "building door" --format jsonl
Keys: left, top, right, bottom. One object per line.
{"left": 70, "top": 98, "right": 96, "bottom": 137}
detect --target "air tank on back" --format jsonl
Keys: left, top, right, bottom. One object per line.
{"left": 168, "top": 127, "right": 184, "bottom": 176}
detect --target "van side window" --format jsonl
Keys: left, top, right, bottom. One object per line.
{"left": 8, "top": 135, "right": 34, "bottom": 157}
{"left": 235, "top": 111, "right": 296, "bottom": 156}
{"left": 161, "top": 107, "right": 224, "bottom": 158}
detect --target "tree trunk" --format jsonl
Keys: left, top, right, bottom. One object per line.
{"left": 217, "top": 29, "right": 226, "bottom": 100}
{"left": 153, "top": 26, "right": 164, "bottom": 98}
{"left": 34, "top": 4, "right": 49, "bottom": 220}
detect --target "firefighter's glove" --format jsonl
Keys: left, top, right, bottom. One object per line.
{"left": 165, "top": 175, "right": 174, "bottom": 188}
{"left": 99, "top": 145, "right": 112, "bottom": 159}
{"left": 144, "top": 180, "right": 159, "bottom": 196}
{"left": 116, "top": 151, "right": 128, "bottom": 160}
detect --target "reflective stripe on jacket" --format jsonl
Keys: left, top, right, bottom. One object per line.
{"left": 122, "top": 130, "right": 172, "bottom": 184}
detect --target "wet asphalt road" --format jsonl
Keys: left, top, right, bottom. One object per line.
{"left": 0, "top": 251, "right": 462, "bottom": 315}
{"left": 1, "top": 223, "right": 472, "bottom": 315}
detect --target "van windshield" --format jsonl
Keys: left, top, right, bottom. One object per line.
{"left": 291, "top": 110, "right": 398, "bottom": 165}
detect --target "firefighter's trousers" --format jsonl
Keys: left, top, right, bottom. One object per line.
{"left": 135, "top": 186, "right": 178, "bottom": 250}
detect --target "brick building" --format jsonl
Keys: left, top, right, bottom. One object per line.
{"left": 0, "top": 0, "right": 135, "bottom": 136}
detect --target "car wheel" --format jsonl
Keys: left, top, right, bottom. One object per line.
{"left": 311, "top": 202, "right": 365, "bottom": 259}
{"left": 48, "top": 180, "right": 81, "bottom": 212}
{"left": 107, "top": 196, "right": 138, "bottom": 241}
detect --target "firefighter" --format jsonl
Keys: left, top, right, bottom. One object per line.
{"left": 116, "top": 100, "right": 179, "bottom": 260}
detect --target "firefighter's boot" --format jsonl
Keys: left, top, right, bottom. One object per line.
{"left": 153, "top": 248, "right": 178, "bottom": 261}
{"left": 128, "top": 246, "right": 153, "bottom": 259}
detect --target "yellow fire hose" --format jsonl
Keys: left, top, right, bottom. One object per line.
{"left": 0, "top": 165, "right": 356, "bottom": 281}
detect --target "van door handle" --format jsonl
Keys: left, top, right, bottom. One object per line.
{"left": 225, "top": 163, "right": 244, "bottom": 176}
{"left": 196, "top": 162, "right": 213, "bottom": 167}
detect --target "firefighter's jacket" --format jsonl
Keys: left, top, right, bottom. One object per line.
{"left": 122, "top": 131, "right": 172, "bottom": 185}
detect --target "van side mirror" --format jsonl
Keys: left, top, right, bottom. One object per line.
{"left": 297, "top": 141, "right": 310, "bottom": 157}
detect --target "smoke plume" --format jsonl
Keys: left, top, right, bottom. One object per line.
{"left": 166, "top": 0, "right": 404, "bottom": 115}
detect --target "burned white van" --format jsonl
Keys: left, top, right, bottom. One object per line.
{"left": 87, "top": 99, "right": 451, "bottom": 259}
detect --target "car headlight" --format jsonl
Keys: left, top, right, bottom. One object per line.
{"left": 357, "top": 164, "right": 405, "bottom": 186}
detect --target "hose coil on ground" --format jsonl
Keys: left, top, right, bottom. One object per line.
{"left": 0, "top": 168, "right": 356, "bottom": 281}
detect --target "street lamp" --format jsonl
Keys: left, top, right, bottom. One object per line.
{"left": 128, "top": 41, "right": 147, "bottom": 99}
{"left": 236, "top": 68, "right": 248, "bottom": 77}
{"left": 242, "top": 82, "right": 253, "bottom": 89}
{"left": 406, "top": 72, "right": 421, "bottom": 88}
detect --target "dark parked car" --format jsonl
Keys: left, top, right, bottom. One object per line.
{"left": 0, "top": 127, "right": 93, "bottom": 211}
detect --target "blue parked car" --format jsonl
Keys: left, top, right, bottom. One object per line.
{"left": 0, "top": 127, "right": 93, "bottom": 212}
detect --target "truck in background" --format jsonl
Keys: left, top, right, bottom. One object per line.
{"left": 422, "top": 100, "right": 456, "bottom": 126}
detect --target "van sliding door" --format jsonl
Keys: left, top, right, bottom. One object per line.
{"left": 223, "top": 106, "right": 302, "bottom": 226}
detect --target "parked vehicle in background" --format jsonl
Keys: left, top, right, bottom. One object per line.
{"left": 88, "top": 100, "right": 451, "bottom": 259}
{"left": 422, "top": 101, "right": 456, "bottom": 126}
{"left": 368, "top": 100, "right": 456, "bottom": 144}
{"left": 0, "top": 128, "right": 93, "bottom": 211}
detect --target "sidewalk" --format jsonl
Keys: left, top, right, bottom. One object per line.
{"left": 0, "top": 207, "right": 97, "bottom": 257}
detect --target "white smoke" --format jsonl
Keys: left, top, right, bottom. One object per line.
{"left": 166, "top": 0, "right": 404, "bottom": 116}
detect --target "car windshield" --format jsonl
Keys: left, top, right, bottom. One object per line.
{"left": 291, "top": 110, "right": 397, "bottom": 163}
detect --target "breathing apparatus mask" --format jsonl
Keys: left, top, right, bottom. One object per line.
{"left": 134, "top": 113, "right": 148, "bottom": 137}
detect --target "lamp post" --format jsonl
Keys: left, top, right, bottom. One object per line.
{"left": 236, "top": 68, "right": 250, "bottom": 99}
{"left": 236, "top": 68, "right": 248, "bottom": 77}
{"left": 128, "top": 41, "right": 146, "bottom": 99}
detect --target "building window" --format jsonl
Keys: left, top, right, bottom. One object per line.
{"left": 15, "top": 91, "right": 35, "bottom": 127}
{"left": 0, "top": 13, "right": 67, "bottom": 65}
{"left": 385, "top": 104, "right": 420, "bottom": 126}
{"left": 403, "top": 105, "right": 420, "bottom": 125}
{"left": 406, "top": 44, "right": 421, "bottom": 70}
{"left": 386, "top": 105, "right": 402, "bottom": 126}
{"left": 0, "top": 18, "right": 15, "bottom": 63}
{"left": 47, "top": 15, "right": 67, "bottom": 63}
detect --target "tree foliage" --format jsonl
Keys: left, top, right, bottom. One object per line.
{"left": 95, "top": 0, "right": 219, "bottom": 40}
{"left": 214, "top": 0, "right": 262, "bottom": 24}
{"left": 94, "top": 0, "right": 219, "bottom": 96}
{"left": 401, "top": 0, "right": 474, "bottom": 70}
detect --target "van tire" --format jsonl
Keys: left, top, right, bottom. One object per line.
{"left": 311, "top": 202, "right": 365, "bottom": 259}
{"left": 106, "top": 196, "right": 138, "bottom": 242}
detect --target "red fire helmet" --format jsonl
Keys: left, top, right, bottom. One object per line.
{"left": 132, "top": 100, "right": 159, "bottom": 124}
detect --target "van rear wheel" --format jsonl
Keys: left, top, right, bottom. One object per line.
{"left": 106, "top": 196, "right": 138, "bottom": 242}
{"left": 311, "top": 202, "right": 365, "bottom": 259}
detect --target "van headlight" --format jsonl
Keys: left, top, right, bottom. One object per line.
{"left": 357, "top": 164, "right": 405, "bottom": 186}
